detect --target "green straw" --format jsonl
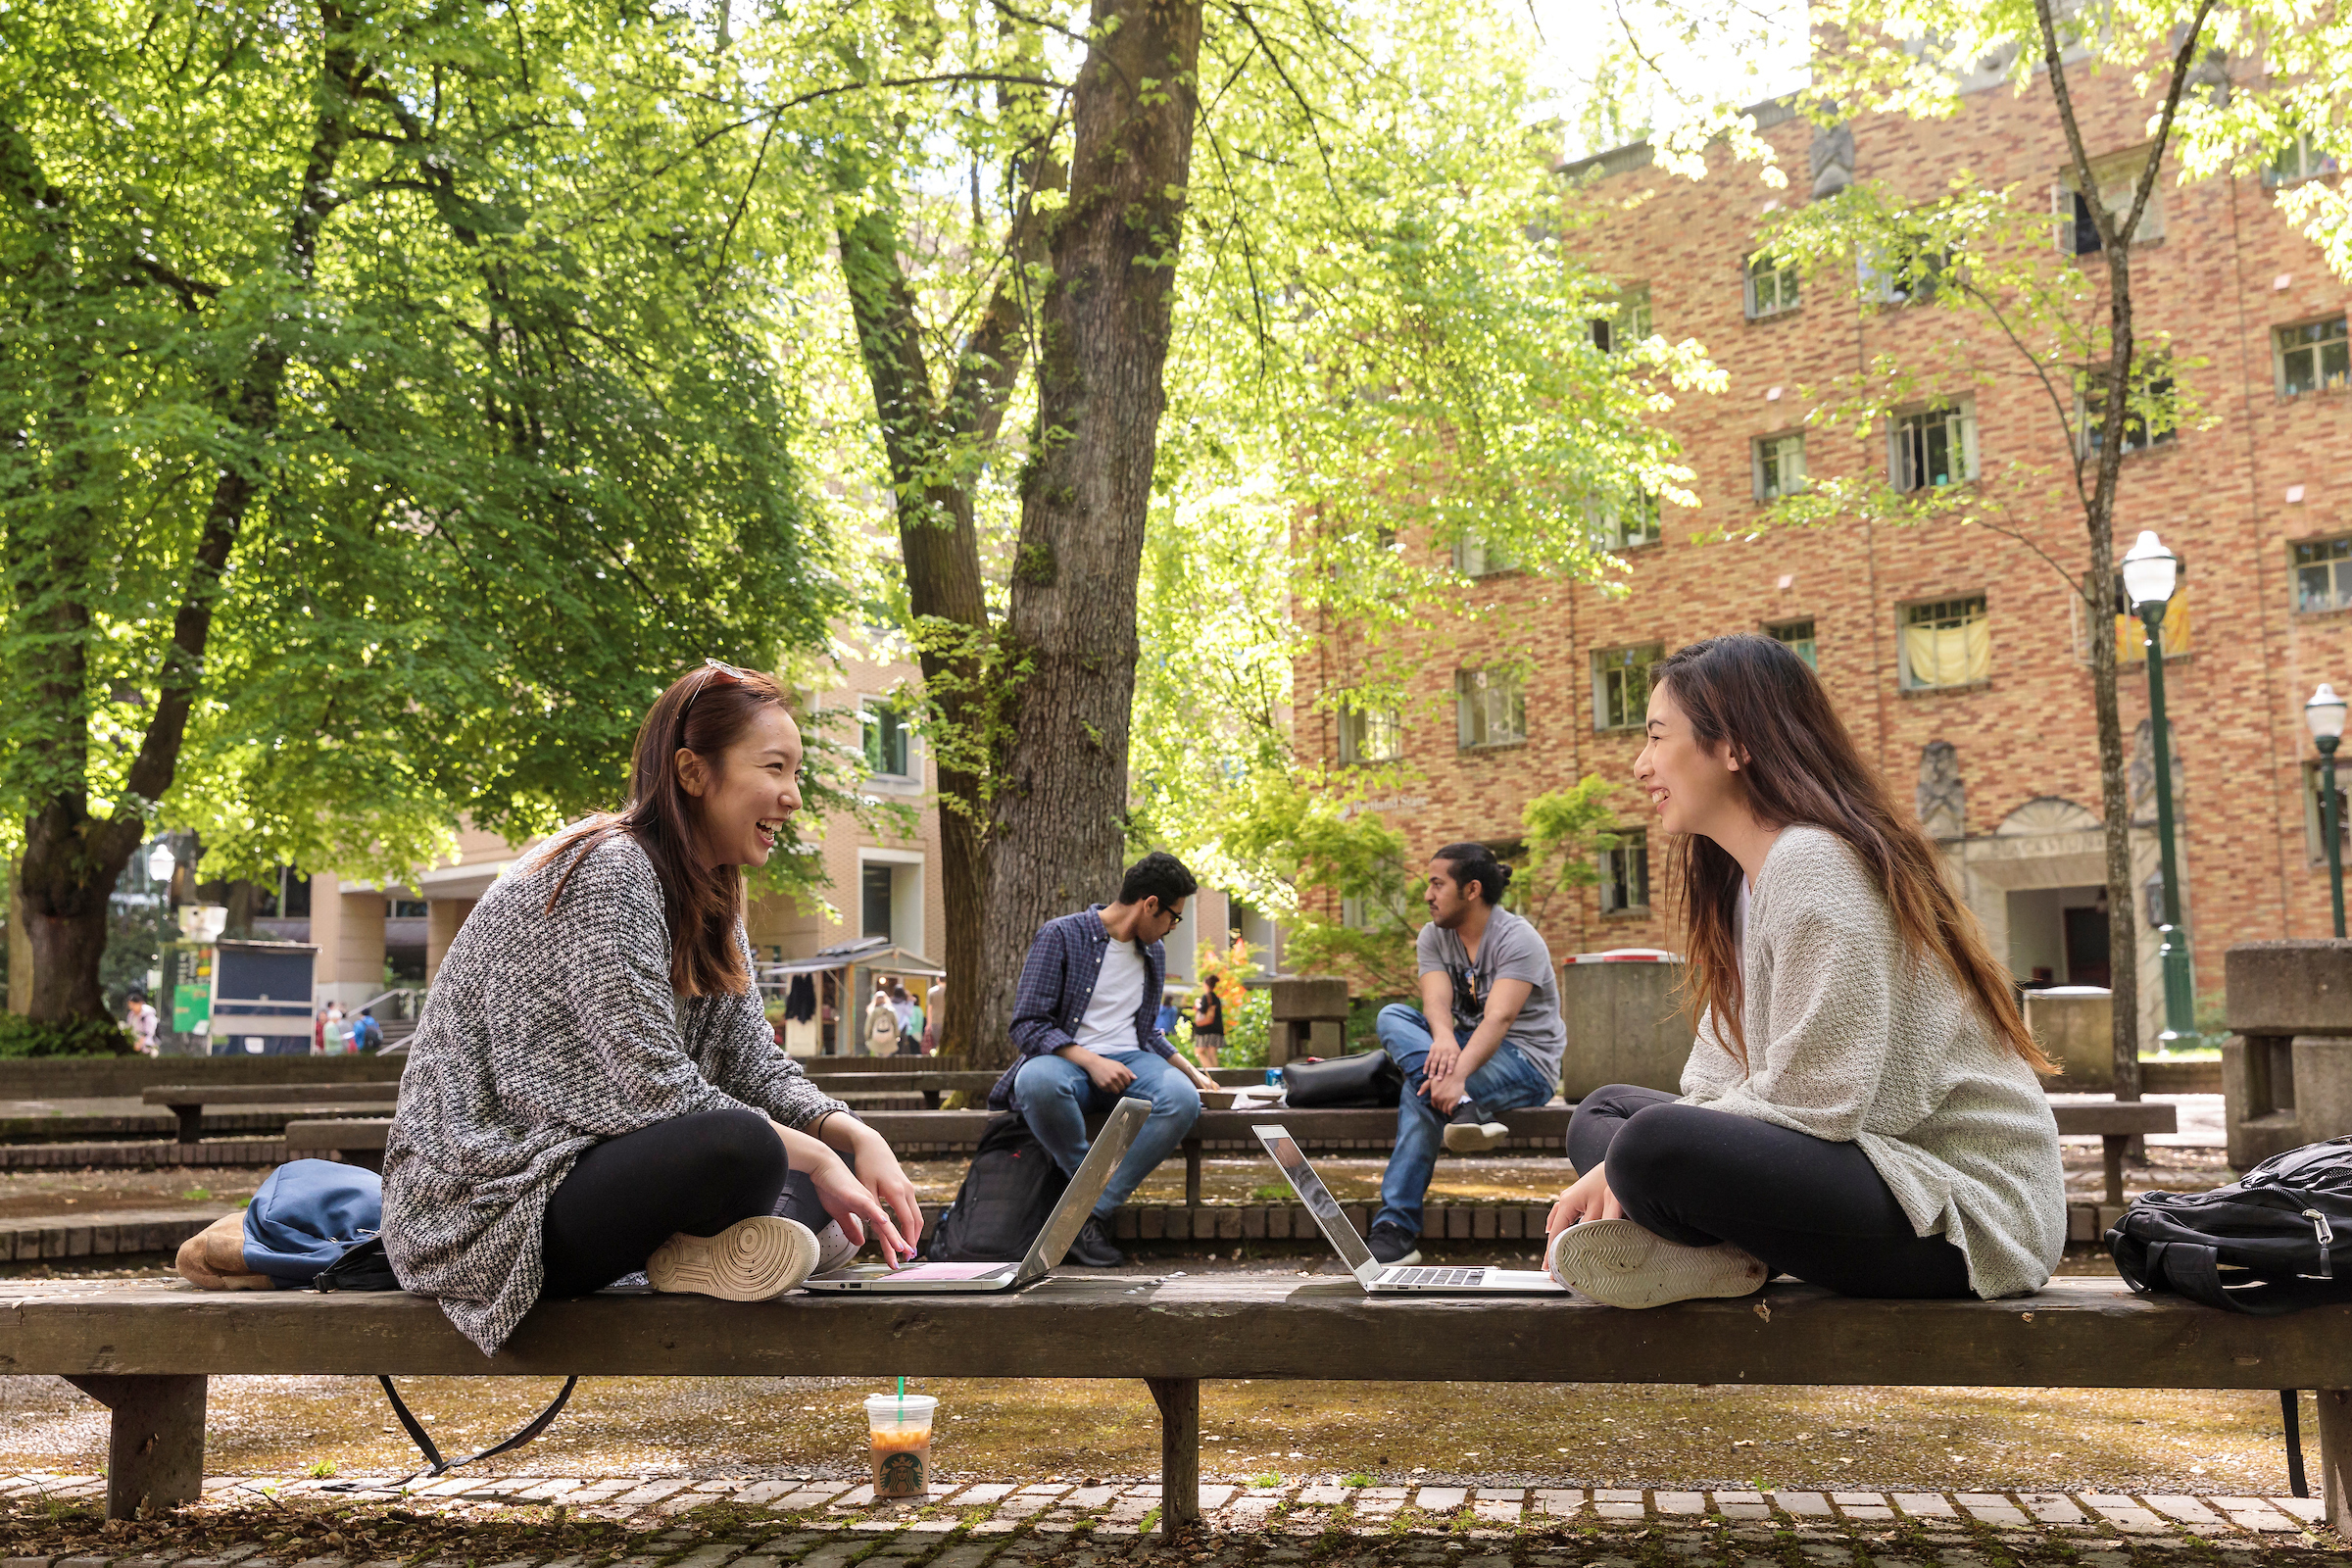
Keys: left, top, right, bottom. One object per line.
{"left": 897, "top": 1376, "right": 905, "bottom": 1415}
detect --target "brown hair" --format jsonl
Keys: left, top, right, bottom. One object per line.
{"left": 543, "top": 662, "right": 791, "bottom": 997}
{"left": 1653, "top": 634, "right": 2050, "bottom": 1073}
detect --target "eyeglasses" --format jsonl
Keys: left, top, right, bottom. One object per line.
{"left": 682, "top": 658, "right": 755, "bottom": 718}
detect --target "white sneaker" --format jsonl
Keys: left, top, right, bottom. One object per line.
{"left": 811, "top": 1220, "right": 859, "bottom": 1275}
{"left": 1544, "top": 1217, "right": 1767, "bottom": 1308}
{"left": 647, "top": 1216, "right": 819, "bottom": 1301}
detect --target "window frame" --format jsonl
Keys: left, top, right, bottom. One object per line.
{"left": 2267, "top": 132, "right": 2338, "bottom": 188}
{"left": 1451, "top": 528, "right": 1515, "bottom": 578}
{"left": 1597, "top": 828, "right": 1651, "bottom": 914}
{"left": 1336, "top": 702, "right": 1403, "bottom": 766}
{"left": 1590, "top": 285, "right": 1653, "bottom": 354}
{"left": 1857, "top": 241, "right": 1948, "bottom": 306}
{"left": 1742, "top": 251, "right": 1800, "bottom": 319}
{"left": 1591, "top": 643, "right": 1663, "bottom": 732}
{"left": 1888, "top": 400, "right": 1979, "bottom": 492}
{"left": 859, "top": 700, "right": 917, "bottom": 781}
{"left": 1898, "top": 594, "right": 1989, "bottom": 691}
{"left": 2055, "top": 153, "right": 2164, "bottom": 257}
{"left": 1753, "top": 431, "right": 1807, "bottom": 501}
{"left": 1765, "top": 618, "right": 1818, "bottom": 668}
{"left": 1454, "top": 666, "right": 1528, "bottom": 750}
{"left": 2076, "top": 361, "right": 2179, "bottom": 458}
{"left": 2295, "top": 534, "right": 2352, "bottom": 615}
{"left": 2277, "top": 316, "right": 2351, "bottom": 399}
{"left": 1590, "top": 492, "right": 1662, "bottom": 551}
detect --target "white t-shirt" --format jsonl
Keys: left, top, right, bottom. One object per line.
{"left": 1072, "top": 938, "right": 1149, "bottom": 1058}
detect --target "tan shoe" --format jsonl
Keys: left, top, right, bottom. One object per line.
{"left": 1544, "top": 1217, "right": 1767, "bottom": 1308}
{"left": 646, "top": 1216, "right": 819, "bottom": 1301}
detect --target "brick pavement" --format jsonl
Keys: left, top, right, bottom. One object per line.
{"left": 0, "top": 1474, "right": 2339, "bottom": 1566}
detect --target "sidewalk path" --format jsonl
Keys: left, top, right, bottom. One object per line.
{"left": 0, "top": 1472, "right": 2336, "bottom": 1565}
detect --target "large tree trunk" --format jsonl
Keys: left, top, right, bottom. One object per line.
{"left": 975, "top": 0, "right": 1204, "bottom": 1057}
{"left": 2038, "top": 0, "right": 2212, "bottom": 1102}
{"left": 3, "top": 10, "right": 357, "bottom": 1025}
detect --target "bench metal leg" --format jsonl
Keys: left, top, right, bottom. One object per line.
{"left": 1184, "top": 1139, "right": 1202, "bottom": 1207}
{"left": 172, "top": 1104, "right": 203, "bottom": 1146}
{"left": 1146, "top": 1376, "right": 1200, "bottom": 1534}
{"left": 2322, "top": 1389, "right": 2352, "bottom": 1533}
{"left": 63, "top": 1373, "right": 206, "bottom": 1520}
{"left": 2102, "top": 1135, "right": 2126, "bottom": 1207}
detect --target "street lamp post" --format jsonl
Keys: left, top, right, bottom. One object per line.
{"left": 2309, "top": 683, "right": 2348, "bottom": 939}
{"left": 2122, "top": 529, "right": 2197, "bottom": 1050}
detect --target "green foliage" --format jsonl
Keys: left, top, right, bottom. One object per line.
{"left": 1514, "top": 778, "right": 1630, "bottom": 931}
{"left": 1, "top": 0, "right": 849, "bottom": 890}
{"left": 1215, "top": 773, "right": 1422, "bottom": 995}
{"left": 0, "top": 1014, "right": 132, "bottom": 1058}
{"left": 1218, "top": 988, "right": 1274, "bottom": 1071}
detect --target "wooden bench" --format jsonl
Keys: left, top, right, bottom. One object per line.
{"left": 143, "top": 1083, "right": 401, "bottom": 1147}
{"left": 284, "top": 1102, "right": 2178, "bottom": 1205}
{"left": 802, "top": 1068, "right": 1269, "bottom": 1107}
{"left": 7, "top": 1275, "right": 2349, "bottom": 1530}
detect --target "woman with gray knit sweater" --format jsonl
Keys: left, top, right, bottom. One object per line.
{"left": 384, "top": 662, "right": 923, "bottom": 1355}
{"left": 1544, "top": 634, "right": 2066, "bottom": 1308}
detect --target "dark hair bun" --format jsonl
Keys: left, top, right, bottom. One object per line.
{"left": 1490, "top": 862, "right": 1513, "bottom": 891}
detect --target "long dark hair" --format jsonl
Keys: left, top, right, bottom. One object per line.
{"left": 1653, "top": 635, "right": 2048, "bottom": 1073}
{"left": 542, "top": 662, "right": 790, "bottom": 998}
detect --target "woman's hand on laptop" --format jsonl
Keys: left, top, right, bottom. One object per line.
{"left": 1544, "top": 1161, "right": 1622, "bottom": 1243}
{"left": 840, "top": 1120, "right": 925, "bottom": 1256}
{"left": 811, "top": 1153, "right": 914, "bottom": 1266}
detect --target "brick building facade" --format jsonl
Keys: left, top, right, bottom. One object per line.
{"left": 1296, "top": 60, "right": 2351, "bottom": 1047}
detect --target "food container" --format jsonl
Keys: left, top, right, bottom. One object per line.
{"left": 864, "top": 1393, "right": 938, "bottom": 1497}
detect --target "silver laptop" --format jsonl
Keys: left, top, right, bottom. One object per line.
{"left": 804, "top": 1097, "right": 1150, "bottom": 1293}
{"left": 1252, "top": 1124, "right": 1566, "bottom": 1295}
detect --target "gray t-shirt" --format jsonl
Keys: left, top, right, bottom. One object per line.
{"left": 1415, "top": 906, "right": 1566, "bottom": 1090}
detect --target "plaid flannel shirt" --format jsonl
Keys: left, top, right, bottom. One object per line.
{"left": 986, "top": 906, "right": 1173, "bottom": 1110}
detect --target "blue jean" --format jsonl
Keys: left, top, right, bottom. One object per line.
{"left": 1371, "top": 1002, "right": 1555, "bottom": 1237}
{"left": 1014, "top": 1051, "right": 1202, "bottom": 1220}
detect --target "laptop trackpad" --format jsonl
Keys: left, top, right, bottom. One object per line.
{"left": 816, "top": 1261, "right": 1011, "bottom": 1283}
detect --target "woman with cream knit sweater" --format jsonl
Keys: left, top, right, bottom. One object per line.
{"left": 1543, "top": 634, "right": 2066, "bottom": 1307}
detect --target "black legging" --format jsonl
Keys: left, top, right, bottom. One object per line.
{"left": 540, "top": 1108, "right": 787, "bottom": 1298}
{"left": 1568, "top": 1084, "right": 1973, "bottom": 1298}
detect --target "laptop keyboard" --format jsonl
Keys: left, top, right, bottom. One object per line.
{"left": 1383, "top": 1266, "right": 1487, "bottom": 1287}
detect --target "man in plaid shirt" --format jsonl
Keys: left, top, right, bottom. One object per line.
{"left": 986, "top": 852, "right": 1220, "bottom": 1266}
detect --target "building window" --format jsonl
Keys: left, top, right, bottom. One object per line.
{"left": 1452, "top": 528, "right": 1513, "bottom": 578}
{"left": 2296, "top": 536, "right": 2352, "bottom": 613}
{"left": 388, "top": 899, "right": 428, "bottom": 919}
{"left": 860, "top": 863, "right": 894, "bottom": 939}
{"left": 1590, "top": 286, "right": 1652, "bottom": 354}
{"left": 2079, "top": 364, "right": 2177, "bottom": 456}
{"left": 1767, "top": 618, "right": 1818, "bottom": 668}
{"left": 2268, "top": 132, "right": 2337, "bottom": 187}
{"left": 1754, "top": 433, "right": 1806, "bottom": 501}
{"left": 1592, "top": 644, "right": 1662, "bottom": 731}
{"left": 1592, "top": 493, "right": 1662, "bottom": 550}
{"left": 1890, "top": 403, "right": 1977, "bottom": 491}
{"left": 862, "top": 702, "right": 915, "bottom": 779}
{"left": 2105, "top": 571, "right": 2189, "bottom": 662}
{"left": 1598, "top": 830, "right": 1650, "bottom": 913}
{"left": 1900, "top": 596, "right": 1989, "bottom": 689}
{"left": 2278, "top": 318, "right": 2350, "bottom": 398}
{"left": 1336, "top": 703, "right": 1402, "bottom": 765}
{"left": 1858, "top": 242, "right": 1946, "bottom": 305}
{"left": 1455, "top": 667, "right": 1527, "bottom": 749}
{"left": 2308, "top": 761, "right": 2351, "bottom": 863}
{"left": 2056, "top": 158, "right": 2162, "bottom": 256}
{"left": 1744, "top": 252, "right": 1799, "bottom": 318}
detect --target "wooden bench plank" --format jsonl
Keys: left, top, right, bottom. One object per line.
{"left": 0, "top": 1275, "right": 2326, "bottom": 1388}
{"left": 142, "top": 1084, "right": 402, "bottom": 1107}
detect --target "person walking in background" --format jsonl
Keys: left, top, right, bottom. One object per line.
{"left": 1365, "top": 842, "right": 1567, "bottom": 1268}
{"left": 865, "top": 980, "right": 899, "bottom": 1055}
{"left": 318, "top": 1001, "right": 351, "bottom": 1055}
{"left": 987, "top": 852, "right": 1219, "bottom": 1268}
{"left": 1190, "top": 980, "right": 1224, "bottom": 1069}
{"left": 351, "top": 1009, "right": 384, "bottom": 1054}
{"left": 922, "top": 979, "right": 946, "bottom": 1054}
{"left": 124, "top": 993, "right": 159, "bottom": 1055}
{"left": 1542, "top": 634, "right": 2064, "bottom": 1308}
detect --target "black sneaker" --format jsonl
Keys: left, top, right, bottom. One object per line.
{"left": 1066, "top": 1215, "right": 1126, "bottom": 1269}
{"left": 1366, "top": 1221, "right": 1422, "bottom": 1267}
{"left": 1443, "top": 1096, "right": 1510, "bottom": 1153}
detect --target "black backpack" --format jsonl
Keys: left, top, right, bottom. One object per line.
{"left": 924, "top": 1113, "right": 1071, "bottom": 1262}
{"left": 2108, "top": 1135, "right": 2352, "bottom": 1314}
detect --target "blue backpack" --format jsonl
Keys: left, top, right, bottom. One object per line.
{"left": 244, "top": 1158, "right": 395, "bottom": 1290}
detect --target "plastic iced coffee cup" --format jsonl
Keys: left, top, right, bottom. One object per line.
{"left": 865, "top": 1393, "right": 938, "bottom": 1497}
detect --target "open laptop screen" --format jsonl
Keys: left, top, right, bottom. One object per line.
{"left": 1255, "top": 1127, "right": 1376, "bottom": 1272}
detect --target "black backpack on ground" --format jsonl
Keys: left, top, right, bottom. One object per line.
{"left": 924, "top": 1113, "right": 1071, "bottom": 1262}
{"left": 2108, "top": 1135, "right": 2352, "bottom": 1314}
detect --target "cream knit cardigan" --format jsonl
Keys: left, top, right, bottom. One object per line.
{"left": 1679, "top": 825, "right": 2066, "bottom": 1298}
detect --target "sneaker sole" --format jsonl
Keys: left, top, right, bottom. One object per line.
{"left": 1544, "top": 1217, "right": 1766, "bottom": 1308}
{"left": 1443, "top": 1120, "right": 1510, "bottom": 1153}
{"left": 647, "top": 1216, "right": 819, "bottom": 1301}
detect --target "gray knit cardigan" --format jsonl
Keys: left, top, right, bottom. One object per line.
{"left": 382, "top": 832, "right": 847, "bottom": 1354}
{"left": 1680, "top": 826, "right": 2067, "bottom": 1298}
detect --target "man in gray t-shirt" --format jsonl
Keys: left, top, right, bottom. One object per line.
{"left": 1365, "top": 842, "right": 1566, "bottom": 1266}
